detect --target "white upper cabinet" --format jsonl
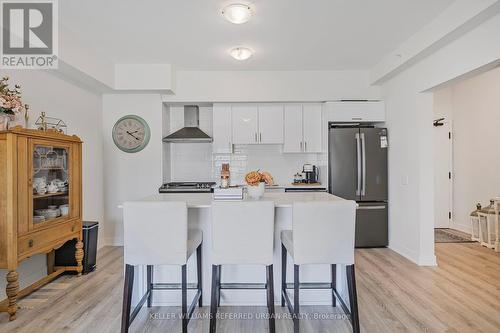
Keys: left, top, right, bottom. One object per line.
{"left": 283, "top": 103, "right": 322, "bottom": 153}
{"left": 302, "top": 104, "right": 322, "bottom": 152}
{"left": 283, "top": 104, "right": 303, "bottom": 152}
{"left": 325, "top": 101, "right": 385, "bottom": 122}
{"left": 212, "top": 103, "right": 232, "bottom": 153}
{"left": 258, "top": 104, "right": 284, "bottom": 144}
{"left": 232, "top": 104, "right": 259, "bottom": 144}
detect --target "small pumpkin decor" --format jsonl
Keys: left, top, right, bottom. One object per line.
{"left": 245, "top": 170, "right": 274, "bottom": 199}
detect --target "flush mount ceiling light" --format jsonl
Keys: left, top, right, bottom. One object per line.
{"left": 229, "top": 47, "right": 254, "bottom": 60}
{"left": 222, "top": 3, "right": 253, "bottom": 24}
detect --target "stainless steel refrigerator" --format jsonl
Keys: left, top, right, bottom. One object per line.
{"left": 328, "top": 126, "right": 388, "bottom": 247}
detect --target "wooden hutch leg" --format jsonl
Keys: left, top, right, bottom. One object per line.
{"left": 75, "top": 239, "right": 84, "bottom": 276}
{"left": 6, "top": 270, "right": 19, "bottom": 321}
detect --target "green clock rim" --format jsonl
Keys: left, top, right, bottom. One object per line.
{"left": 112, "top": 115, "right": 151, "bottom": 153}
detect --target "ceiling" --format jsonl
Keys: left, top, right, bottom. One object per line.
{"left": 60, "top": 0, "right": 454, "bottom": 71}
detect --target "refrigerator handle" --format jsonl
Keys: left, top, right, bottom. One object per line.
{"left": 361, "top": 132, "right": 366, "bottom": 196}
{"left": 355, "top": 133, "right": 361, "bottom": 196}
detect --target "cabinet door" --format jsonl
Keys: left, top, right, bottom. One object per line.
{"left": 29, "top": 139, "right": 72, "bottom": 230}
{"left": 258, "top": 104, "right": 284, "bottom": 144}
{"left": 327, "top": 101, "right": 385, "bottom": 122}
{"left": 232, "top": 104, "right": 258, "bottom": 144}
{"left": 283, "top": 104, "right": 303, "bottom": 153}
{"left": 303, "top": 103, "right": 322, "bottom": 152}
{"left": 212, "top": 104, "right": 232, "bottom": 153}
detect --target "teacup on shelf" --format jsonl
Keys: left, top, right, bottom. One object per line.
{"left": 36, "top": 184, "right": 47, "bottom": 195}
{"left": 47, "top": 184, "right": 58, "bottom": 193}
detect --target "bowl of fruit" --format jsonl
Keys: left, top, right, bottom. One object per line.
{"left": 245, "top": 170, "right": 274, "bottom": 199}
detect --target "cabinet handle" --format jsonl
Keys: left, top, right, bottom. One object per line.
{"left": 259, "top": 133, "right": 262, "bottom": 142}
{"left": 255, "top": 133, "right": 257, "bottom": 142}
{"left": 304, "top": 141, "right": 307, "bottom": 151}
{"left": 300, "top": 141, "right": 303, "bottom": 151}
{"left": 71, "top": 225, "right": 75, "bottom": 232}
{"left": 28, "top": 239, "right": 33, "bottom": 248}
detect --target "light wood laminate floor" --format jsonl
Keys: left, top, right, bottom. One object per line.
{"left": 1, "top": 243, "right": 500, "bottom": 332}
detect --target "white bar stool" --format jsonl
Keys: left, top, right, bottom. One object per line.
{"left": 281, "top": 201, "right": 359, "bottom": 333}
{"left": 121, "top": 201, "right": 202, "bottom": 333}
{"left": 210, "top": 201, "right": 276, "bottom": 333}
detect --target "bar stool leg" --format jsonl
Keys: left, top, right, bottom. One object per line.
{"left": 331, "top": 264, "right": 336, "bottom": 307}
{"left": 346, "top": 265, "right": 360, "bottom": 333}
{"left": 266, "top": 265, "right": 276, "bottom": 333}
{"left": 217, "top": 265, "right": 221, "bottom": 307}
{"left": 196, "top": 245, "right": 203, "bottom": 307}
{"left": 281, "top": 244, "right": 287, "bottom": 307}
{"left": 210, "top": 265, "right": 218, "bottom": 333}
{"left": 293, "top": 264, "right": 300, "bottom": 333}
{"left": 181, "top": 264, "right": 188, "bottom": 333}
{"left": 121, "top": 264, "right": 134, "bottom": 333}
{"left": 147, "top": 265, "right": 153, "bottom": 307}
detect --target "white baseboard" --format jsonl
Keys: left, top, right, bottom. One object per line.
{"left": 449, "top": 222, "right": 471, "bottom": 234}
{"left": 100, "top": 237, "right": 123, "bottom": 247}
{"left": 388, "top": 242, "right": 419, "bottom": 265}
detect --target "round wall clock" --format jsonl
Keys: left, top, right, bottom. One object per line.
{"left": 112, "top": 115, "right": 151, "bottom": 153}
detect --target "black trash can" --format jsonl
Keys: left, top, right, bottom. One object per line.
{"left": 55, "top": 221, "right": 98, "bottom": 274}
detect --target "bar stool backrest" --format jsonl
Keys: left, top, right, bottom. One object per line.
{"left": 211, "top": 201, "right": 275, "bottom": 265}
{"left": 292, "top": 201, "right": 357, "bottom": 265}
{"left": 123, "top": 201, "right": 188, "bottom": 265}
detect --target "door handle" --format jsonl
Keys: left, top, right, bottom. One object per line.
{"left": 355, "top": 133, "right": 361, "bottom": 196}
{"left": 361, "top": 132, "right": 366, "bottom": 196}
{"left": 260, "top": 132, "right": 262, "bottom": 142}
{"left": 357, "top": 205, "right": 386, "bottom": 210}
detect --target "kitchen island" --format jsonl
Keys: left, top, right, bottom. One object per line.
{"left": 125, "top": 192, "right": 352, "bottom": 306}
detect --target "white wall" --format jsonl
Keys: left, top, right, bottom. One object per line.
{"left": 379, "top": 12, "right": 500, "bottom": 265}
{"left": 162, "top": 70, "right": 380, "bottom": 102}
{"left": 102, "top": 94, "right": 163, "bottom": 245}
{"left": 444, "top": 66, "right": 500, "bottom": 232}
{"left": 0, "top": 69, "right": 103, "bottom": 298}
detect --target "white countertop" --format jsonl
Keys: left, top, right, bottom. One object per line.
{"left": 137, "top": 192, "right": 345, "bottom": 208}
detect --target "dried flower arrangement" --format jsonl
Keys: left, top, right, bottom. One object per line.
{"left": 0, "top": 75, "right": 29, "bottom": 130}
{"left": 245, "top": 170, "right": 274, "bottom": 186}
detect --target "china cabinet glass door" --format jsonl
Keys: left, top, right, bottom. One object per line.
{"left": 31, "top": 143, "right": 71, "bottom": 226}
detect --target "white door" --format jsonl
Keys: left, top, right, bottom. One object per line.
{"left": 302, "top": 104, "right": 323, "bottom": 152}
{"left": 212, "top": 103, "right": 232, "bottom": 153}
{"left": 258, "top": 104, "right": 284, "bottom": 144}
{"left": 232, "top": 104, "right": 258, "bottom": 144}
{"left": 434, "top": 120, "right": 453, "bottom": 228}
{"left": 283, "top": 104, "right": 303, "bottom": 152}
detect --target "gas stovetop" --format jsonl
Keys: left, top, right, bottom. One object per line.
{"left": 159, "top": 182, "right": 216, "bottom": 193}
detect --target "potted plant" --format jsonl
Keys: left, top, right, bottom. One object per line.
{"left": 0, "top": 76, "right": 28, "bottom": 131}
{"left": 245, "top": 170, "right": 274, "bottom": 199}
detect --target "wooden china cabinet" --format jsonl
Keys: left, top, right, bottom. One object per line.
{"left": 0, "top": 127, "right": 84, "bottom": 321}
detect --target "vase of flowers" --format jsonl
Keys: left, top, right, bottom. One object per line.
{"left": 0, "top": 76, "right": 28, "bottom": 131}
{"left": 245, "top": 170, "right": 274, "bottom": 199}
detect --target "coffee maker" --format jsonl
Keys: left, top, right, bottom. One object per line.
{"left": 302, "top": 164, "right": 319, "bottom": 183}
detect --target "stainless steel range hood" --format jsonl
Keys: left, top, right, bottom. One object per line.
{"left": 163, "top": 105, "right": 213, "bottom": 143}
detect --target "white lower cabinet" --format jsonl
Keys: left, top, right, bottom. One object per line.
{"left": 283, "top": 103, "right": 322, "bottom": 153}
{"left": 212, "top": 103, "right": 232, "bottom": 153}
